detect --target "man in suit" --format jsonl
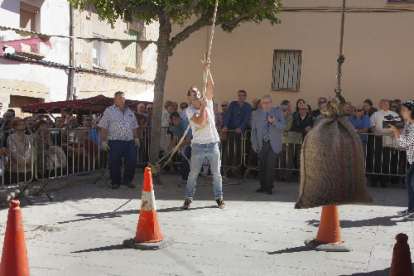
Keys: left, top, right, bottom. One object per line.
{"left": 251, "top": 95, "right": 285, "bottom": 194}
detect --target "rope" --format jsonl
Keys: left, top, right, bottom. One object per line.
{"left": 335, "top": 0, "right": 346, "bottom": 105}
{"left": 151, "top": 0, "right": 219, "bottom": 172}
{"left": 203, "top": 0, "right": 219, "bottom": 96}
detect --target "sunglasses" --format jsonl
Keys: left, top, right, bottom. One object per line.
{"left": 299, "top": 108, "right": 308, "bottom": 111}
{"left": 391, "top": 106, "right": 398, "bottom": 108}
{"left": 180, "top": 106, "right": 187, "bottom": 109}
{"left": 354, "top": 109, "right": 363, "bottom": 112}
{"left": 318, "top": 101, "right": 327, "bottom": 104}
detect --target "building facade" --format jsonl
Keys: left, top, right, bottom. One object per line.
{"left": 165, "top": 0, "right": 414, "bottom": 111}
{"left": 0, "top": 0, "right": 158, "bottom": 117}
{"left": 71, "top": 5, "right": 158, "bottom": 102}
{"left": 0, "top": 0, "right": 70, "bottom": 117}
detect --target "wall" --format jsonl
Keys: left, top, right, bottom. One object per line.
{"left": 165, "top": 0, "right": 414, "bottom": 111}
{"left": 72, "top": 8, "right": 159, "bottom": 102}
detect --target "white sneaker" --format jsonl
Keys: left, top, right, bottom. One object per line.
{"left": 397, "top": 209, "right": 412, "bottom": 216}
{"left": 403, "top": 213, "right": 414, "bottom": 221}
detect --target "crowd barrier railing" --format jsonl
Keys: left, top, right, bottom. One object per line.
{"left": 242, "top": 131, "right": 408, "bottom": 179}
{"left": 0, "top": 128, "right": 34, "bottom": 187}
{"left": 34, "top": 127, "right": 108, "bottom": 181}
{"left": 0, "top": 126, "right": 408, "bottom": 190}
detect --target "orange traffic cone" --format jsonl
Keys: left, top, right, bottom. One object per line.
{"left": 390, "top": 233, "right": 413, "bottom": 276}
{"left": 305, "top": 205, "right": 351, "bottom": 252}
{"left": 123, "top": 167, "right": 173, "bottom": 250}
{"left": 0, "top": 200, "right": 30, "bottom": 276}
{"left": 134, "top": 167, "right": 163, "bottom": 243}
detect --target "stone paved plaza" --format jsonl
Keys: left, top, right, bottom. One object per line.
{"left": 0, "top": 173, "right": 412, "bottom": 276}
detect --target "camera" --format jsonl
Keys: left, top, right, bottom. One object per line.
{"left": 382, "top": 114, "right": 404, "bottom": 129}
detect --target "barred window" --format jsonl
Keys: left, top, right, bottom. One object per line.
{"left": 272, "top": 50, "right": 302, "bottom": 91}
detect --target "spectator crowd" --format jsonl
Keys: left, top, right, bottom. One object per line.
{"left": 0, "top": 92, "right": 409, "bottom": 189}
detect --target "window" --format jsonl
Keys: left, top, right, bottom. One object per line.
{"left": 20, "top": 2, "right": 40, "bottom": 53}
{"left": 125, "top": 21, "right": 145, "bottom": 72}
{"left": 92, "top": 39, "right": 109, "bottom": 69}
{"left": 126, "top": 29, "right": 143, "bottom": 69}
{"left": 272, "top": 50, "right": 302, "bottom": 91}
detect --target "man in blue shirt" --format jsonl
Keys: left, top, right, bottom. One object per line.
{"left": 167, "top": 112, "right": 192, "bottom": 187}
{"left": 348, "top": 104, "right": 371, "bottom": 157}
{"left": 222, "top": 90, "right": 252, "bottom": 175}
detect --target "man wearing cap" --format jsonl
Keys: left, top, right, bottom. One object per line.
{"left": 99, "top": 91, "right": 140, "bottom": 189}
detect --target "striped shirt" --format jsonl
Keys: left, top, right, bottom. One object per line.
{"left": 397, "top": 121, "right": 414, "bottom": 164}
{"left": 98, "top": 105, "right": 138, "bottom": 141}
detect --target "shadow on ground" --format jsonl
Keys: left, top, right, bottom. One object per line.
{"left": 267, "top": 245, "right": 310, "bottom": 255}
{"left": 57, "top": 205, "right": 217, "bottom": 224}
{"left": 306, "top": 215, "right": 402, "bottom": 229}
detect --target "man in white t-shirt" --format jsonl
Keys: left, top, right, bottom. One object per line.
{"left": 183, "top": 60, "right": 224, "bottom": 209}
{"left": 370, "top": 99, "right": 401, "bottom": 187}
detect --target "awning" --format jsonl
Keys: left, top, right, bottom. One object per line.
{"left": 20, "top": 94, "right": 152, "bottom": 114}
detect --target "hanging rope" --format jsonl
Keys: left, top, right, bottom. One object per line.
{"left": 151, "top": 0, "right": 219, "bottom": 172}
{"left": 335, "top": 0, "right": 346, "bottom": 105}
{"left": 203, "top": 0, "right": 219, "bottom": 96}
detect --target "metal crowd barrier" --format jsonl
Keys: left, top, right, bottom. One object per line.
{"left": 34, "top": 127, "right": 107, "bottom": 181}
{"left": 241, "top": 131, "right": 408, "bottom": 179}
{"left": 0, "top": 126, "right": 408, "bottom": 190}
{"left": 218, "top": 129, "right": 243, "bottom": 175}
{"left": 0, "top": 127, "right": 108, "bottom": 190}
{"left": 0, "top": 128, "right": 34, "bottom": 187}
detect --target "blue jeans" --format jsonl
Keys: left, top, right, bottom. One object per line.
{"left": 406, "top": 162, "right": 414, "bottom": 212}
{"left": 186, "top": 143, "right": 223, "bottom": 200}
{"left": 108, "top": 140, "right": 137, "bottom": 186}
{"left": 181, "top": 146, "right": 191, "bottom": 181}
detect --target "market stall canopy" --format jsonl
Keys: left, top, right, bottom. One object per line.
{"left": 20, "top": 94, "right": 152, "bottom": 114}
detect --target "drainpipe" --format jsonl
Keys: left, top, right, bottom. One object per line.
{"left": 67, "top": 3, "right": 74, "bottom": 100}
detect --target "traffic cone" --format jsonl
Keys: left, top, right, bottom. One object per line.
{"left": 390, "top": 233, "right": 413, "bottom": 276}
{"left": 315, "top": 205, "right": 343, "bottom": 244}
{"left": 123, "top": 167, "right": 173, "bottom": 250}
{"left": 305, "top": 205, "right": 351, "bottom": 252}
{"left": 134, "top": 167, "right": 163, "bottom": 243}
{"left": 0, "top": 200, "right": 30, "bottom": 276}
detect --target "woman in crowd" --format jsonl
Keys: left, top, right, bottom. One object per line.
{"left": 392, "top": 100, "right": 414, "bottom": 219}
{"left": 6, "top": 117, "right": 33, "bottom": 184}
{"left": 33, "top": 119, "right": 55, "bottom": 179}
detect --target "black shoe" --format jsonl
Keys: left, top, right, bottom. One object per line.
{"left": 111, "top": 184, "right": 120, "bottom": 189}
{"left": 255, "top": 188, "right": 265, "bottom": 193}
{"left": 124, "top": 182, "right": 136, "bottom": 189}
{"left": 265, "top": 190, "right": 273, "bottom": 195}
{"left": 182, "top": 198, "right": 192, "bottom": 210}
{"left": 216, "top": 198, "right": 225, "bottom": 209}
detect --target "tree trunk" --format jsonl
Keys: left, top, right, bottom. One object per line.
{"left": 149, "top": 13, "right": 172, "bottom": 165}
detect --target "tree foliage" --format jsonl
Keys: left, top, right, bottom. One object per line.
{"left": 69, "top": 0, "right": 282, "bottom": 53}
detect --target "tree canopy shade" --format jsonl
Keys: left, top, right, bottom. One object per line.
{"left": 69, "top": 0, "right": 282, "bottom": 164}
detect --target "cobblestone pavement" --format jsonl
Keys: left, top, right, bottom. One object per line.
{"left": 0, "top": 172, "right": 412, "bottom": 276}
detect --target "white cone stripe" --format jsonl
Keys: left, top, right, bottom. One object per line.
{"left": 141, "top": 191, "right": 156, "bottom": 211}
